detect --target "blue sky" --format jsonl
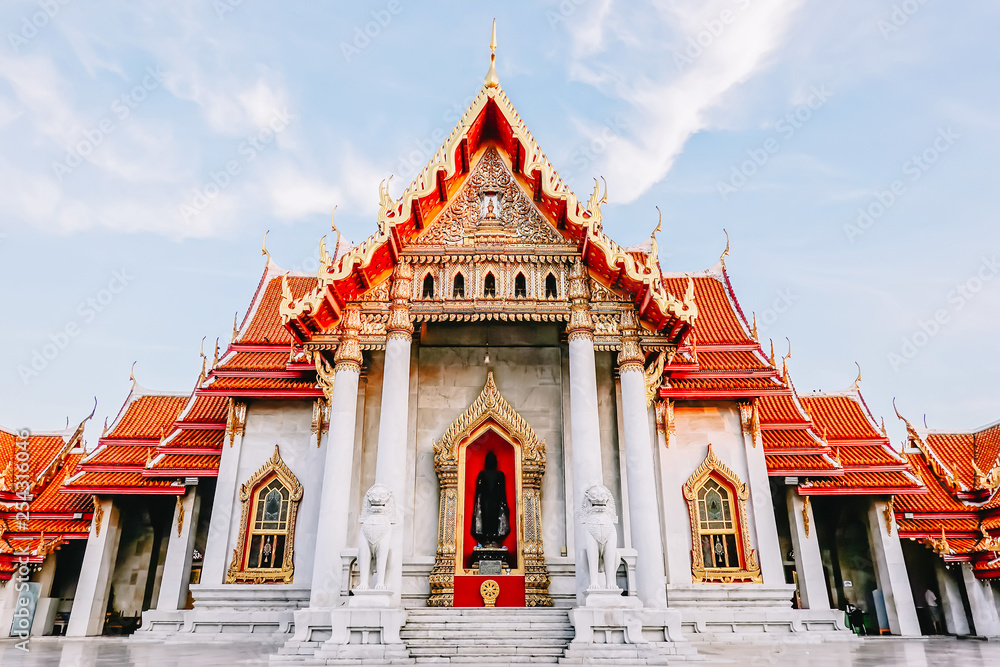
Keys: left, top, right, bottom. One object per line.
{"left": 1, "top": 1, "right": 998, "bottom": 447}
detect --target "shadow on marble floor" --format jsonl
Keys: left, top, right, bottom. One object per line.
{"left": 0, "top": 636, "right": 998, "bottom": 666}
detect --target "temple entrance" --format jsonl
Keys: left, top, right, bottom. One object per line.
{"left": 428, "top": 373, "right": 551, "bottom": 607}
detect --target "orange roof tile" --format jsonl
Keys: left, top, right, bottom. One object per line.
{"left": 238, "top": 275, "right": 316, "bottom": 346}
{"left": 107, "top": 394, "right": 187, "bottom": 440}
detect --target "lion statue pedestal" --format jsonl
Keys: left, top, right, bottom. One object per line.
{"left": 563, "top": 485, "right": 692, "bottom": 665}
{"left": 319, "top": 484, "right": 413, "bottom": 665}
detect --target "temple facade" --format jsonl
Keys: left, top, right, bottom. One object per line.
{"left": 2, "top": 33, "right": 1000, "bottom": 663}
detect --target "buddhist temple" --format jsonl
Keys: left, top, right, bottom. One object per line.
{"left": 1, "top": 24, "right": 999, "bottom": 663}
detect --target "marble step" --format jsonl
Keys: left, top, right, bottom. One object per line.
{"left": 400, "top": 608, "right": 574, "bottom": 663}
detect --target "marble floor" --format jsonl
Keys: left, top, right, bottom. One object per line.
{"left": 0, "top": 636, "right": 998, "bottom": 666}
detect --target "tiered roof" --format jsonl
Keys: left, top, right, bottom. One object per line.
{"left": 0, "top": 418, "right": 93, "bottom": 581}
{"left": 894, "top": 416, "right": 1000, "bottom": 579}
{"left": 63, "top": 385, "right": 191, "bottom": 494}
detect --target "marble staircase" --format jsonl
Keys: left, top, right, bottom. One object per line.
{"left": 399, "top": 607, "right": 575, "bottom": 663}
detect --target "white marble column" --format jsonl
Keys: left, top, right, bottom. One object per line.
{"left": 866, "top": 499, "right": 920, "bottom": 636}
{"left": 566, "top": 261, "right": 605, "bottom": 602}
{"left": 30, "top": 555, "right": 58, "bottom": 636}
{"left": 310, "top": 305, "right": 364, "bottom": 608}
{"left": 67, "top": 498, "right": 121, "bottom": 637}
{"left": 962, "top": 563, "right": 1000, "bottom": 637}
{"left": 785, "top": 489, "right": 829, "bottom": 609}
{"left": 370, "top": 263, "right": 414, "bottom": 602}
{"left": 741, "top": 402, "right": 784, "bottom": 585}
{"left": 155, "top": 487, "right": 201, "bottom": 611}
{"left": 935, "top": 560, "right": 969, "bottom": 635}
{"left": 618, "top": 311, "right": 667, "bottom": 608}
{"left": 200, "top": 400, "right": 246, "bottom": 585}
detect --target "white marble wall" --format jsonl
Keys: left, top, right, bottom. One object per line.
{"left": 223, "top": 399, "right": 327, "bottom": 586}
{"left": 659, "top": 401, "right": 763, "bottom": 585}
{"left": 411, "top": 343, "right": 567, "bottom": 564}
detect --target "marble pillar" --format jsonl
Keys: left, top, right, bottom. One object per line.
{"left": 866, "top": 499, "right": 920, "bottom": 636}
{"left": 200, "top": 400, "right": 246, "bottom": 586}
{"left": 935, "top": 560, "right": 969, "bottom": 635}
{"left": 30, "top": 555, "right": 58, "bottom": 636}
{"left": 67, "top": 498, "right": 121, "bottom": 637}
{"left": 155, "top": 487, "right": 201, "bottom": 611}
{"left": 786, "top": 489, "right": 830, "bottom": 609}
{"left": 618, "top": 311, "right": 667, "bottom": 608}
{"left": 368, "top": 264, "right": 414, "bottom": 603}
{"left": 310, "top": 304, "right": 364, "bottom": 608}
{"left": 565, "top": 260, "right": 606, "bottom": 603}
{"left": 962, "top": 563, "right": 1000, "bottom": 637}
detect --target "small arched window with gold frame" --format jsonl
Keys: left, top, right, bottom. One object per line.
{"left": 227, "top": 445, "right": 303, "bottom": 584}
{"left": 683, "top": 444, "right": 761, "bottom": 584}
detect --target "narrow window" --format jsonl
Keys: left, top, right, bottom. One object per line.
{"left": 696, "top": 479, "right": 740, "bottom": 570}
{"left": 545, "top": 273, "right": 558, "bottom": 298}
{"left": 453, "top": 273, "right": 465, "bottom": 298}
{"left": 422, "top": 274, "right": 435, "bottom": 299}
{"left": 246, "top": 478, "right": 290, "bottom": 570}
{"left": 514, "top": 273, "right": 527, "bottom": 298}
{"left": 483, "top": 273, "right": 496, "bottom": 298}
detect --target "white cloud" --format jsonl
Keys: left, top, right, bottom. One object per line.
{"left": 564, "top": 0, "right": 806, "bottom": 203}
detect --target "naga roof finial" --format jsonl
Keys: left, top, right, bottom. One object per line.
{"left": 721, "top": 229, "right": 730, "bottom": 263}
{"left": 261, "top": 229, "right": 272, "bottom": 264}
{"left": 485, "top": 19, "right": 499, "bottom": 88}
{"left": 853, "top": 361, "right": 862, "bottom": 391}
{"left": 129, "top": 361, "right": 137, "bottom": 384}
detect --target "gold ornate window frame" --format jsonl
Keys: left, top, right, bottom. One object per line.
{"left": 682, "top": 444, "right": 762, "bottom": 584}
{"left": 428, "top": 372, "right": 551, "bottom": 607}
{"left": 226, "top": 445, "right": 303, "bottom": 584}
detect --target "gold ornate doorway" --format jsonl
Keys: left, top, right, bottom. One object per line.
{"left": 428, "top": 372, "right": 551, "bottom": 607}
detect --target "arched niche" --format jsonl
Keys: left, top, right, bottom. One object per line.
{"left": 428, "top": 372, "right": 551, "bottom": 607}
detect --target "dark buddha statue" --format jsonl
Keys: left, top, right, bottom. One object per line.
{"left": 471, "top": 451, "right": 510, "bottom": 548}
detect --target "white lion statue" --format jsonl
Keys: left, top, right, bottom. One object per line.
{"left": 356, "top": 483, "right": 396, "bottom": 591}
{"left": 581, "top": 484, "right": 621, "bottom": 591}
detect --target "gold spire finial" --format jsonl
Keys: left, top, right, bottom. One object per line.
{"left": 485, "top": 19, "right": 499, "bottom": 88}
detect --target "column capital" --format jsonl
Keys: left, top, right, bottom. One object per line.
{"left": 617, "top": 308, "right": 644, "bottom": 372}
{"left": 386, "top": 262, "right": 414, "bottom": 340}
{"left": 334, "top": 303, "right": 364, "bottom": 372}
{"left": 567, "top": 258, "right": 594, "bottom": 340}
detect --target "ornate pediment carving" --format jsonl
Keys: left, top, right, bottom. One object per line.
{"left": 415, "top": 147, "right": 570, "bottom": 247}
